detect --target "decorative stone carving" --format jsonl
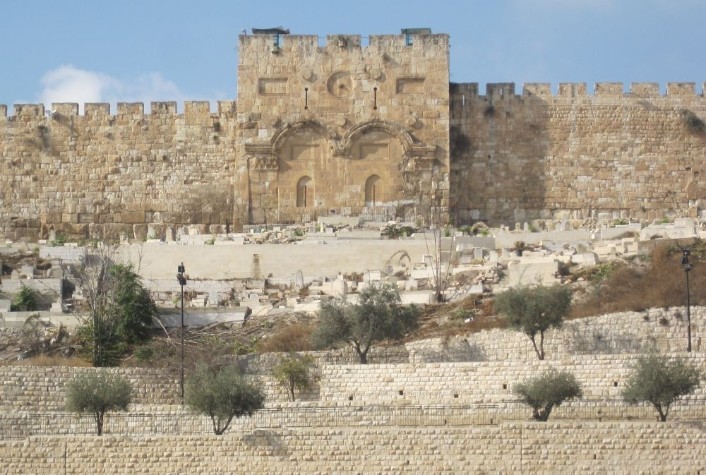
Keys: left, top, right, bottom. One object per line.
{"left": 301, "top": 68, "right": 315, "bottom": 82}
{"left": 327, "top": 71, "right": 352, "bottom": 98}
{"left": 249, "top": 155, "right": 278, "bottom": 170}
{"left": 368, "top": 67, "right": 383, "bottom": 81}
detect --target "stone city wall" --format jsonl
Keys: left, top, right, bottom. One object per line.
{"left": 0, "top": 101, "right": 239, "bottom": 241}
{"left": 450, "top": 82, "right": 706, "bottom": 225}
{"left": 1, "top": 423, "right": 705, "bottom": 473}
{"left": 3, "top": 31, "right": 704, "bottom": 240}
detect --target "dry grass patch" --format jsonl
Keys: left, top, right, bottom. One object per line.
{"left": 259, "top": 323, "right": 314, "bottom": 353}
{"left": 571, "top": 244, "right": 706, "bottom": 318}
{"left": 13, "top": 354, "right": 93, "bottom": 367}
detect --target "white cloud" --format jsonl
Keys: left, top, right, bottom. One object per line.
{"left": 38, "top": 65, "right": 188, "bottom": 112}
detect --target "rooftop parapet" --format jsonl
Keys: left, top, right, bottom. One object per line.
{"left": 325, "top": 34, "right": 362, "bottom": 49}
{"left": 239, "top": 32, "right": 449, "bottom": 50}
{"left": 523, "top": 82, "right": 703, "bottom": 98}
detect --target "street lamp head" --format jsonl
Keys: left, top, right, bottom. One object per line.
{"left": 177, "top": 262, "right": 187, "bottom": 285}
{"left": 681, "top": 250, "right": 693, "bottom": 271}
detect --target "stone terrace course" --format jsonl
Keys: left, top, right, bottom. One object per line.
{"left": 1, "top": 424, "right": 705, "bottom": 473}
{"left": 1, "top": 308, "right": 706, "bottom": 471}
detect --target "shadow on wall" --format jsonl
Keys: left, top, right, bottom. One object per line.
{"left": 449, "top": 83, "right": 549, "bottom": 226}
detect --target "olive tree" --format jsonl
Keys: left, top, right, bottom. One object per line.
{"left": 513, "top": 368, "right": 583, "bottom": 421}
{"left": 272, "top": 354, "right": 315, "bottom": 401}
{"left": 494, "top": 284, "right": 572, "bottom": 360}
{"left": 65, "top": 372, "right": 132, "bottom": 435}
{"left": 312, "top": 284, "right": 420, "bottom": 364}
{"left": 622, "top": 352, "right": 702, "bottom": 422}
{"left": 185, "top": 364, "right": 265, "bottom": 435}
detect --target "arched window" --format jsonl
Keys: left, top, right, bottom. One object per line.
{"left": 365, "top": 175, "right": 381, "bottom": 205}
{"left": 296, "top": 176, "right": 312, "bottom": 208}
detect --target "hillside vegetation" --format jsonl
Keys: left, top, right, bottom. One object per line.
{"left": 3, "top": 242, "right": 705, "bottom": 369}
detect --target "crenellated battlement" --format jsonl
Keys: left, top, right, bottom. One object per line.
{"left": 522, "top": 81, "right": 704, "bottom": 98}
{"left": 0, "top": 100, "right": 237, "bottom": 119}
{"left": 2, "top": 82, "right": 701, "bottom": 119}
{"left": 239, "top": 31, "right": 448, "bottom": 51}
{"left": 451, "top": 82, "right": 705, "bottom": 99}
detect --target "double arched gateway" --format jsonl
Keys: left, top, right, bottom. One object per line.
{"left": 244, "top": 119, "right": 437, "bottom": 223}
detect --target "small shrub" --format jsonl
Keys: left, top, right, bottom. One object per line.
{"left": 51, "top": 232, "right": 67, "bottom": 246}
{"left": 10, "top": 286, "right": 39, "bottom": 312}
{"left": 20, "top": 314, "right": 46, "bottom": 356}
{"left": 470, "top": 222, "right": 490, "bottom": 236}
{"left": 272, "top": 354, "right": 315, "bottom": 401}
{"left": 134, "top": 345, "right": 155, "bottom": 362}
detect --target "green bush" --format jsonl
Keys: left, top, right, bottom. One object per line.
{"left": 10, "top": 285, "right": 39, "bottom": 312}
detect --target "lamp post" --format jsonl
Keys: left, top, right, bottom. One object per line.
{"left": 177, "top": 262, "right": 187, "bottom": 400}
{"left": 681, "top": 250, "right": 692, "bottom": 353}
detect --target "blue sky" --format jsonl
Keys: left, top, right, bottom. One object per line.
{"left": 1, "top": 0, "right": 704, "bottom": 110}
